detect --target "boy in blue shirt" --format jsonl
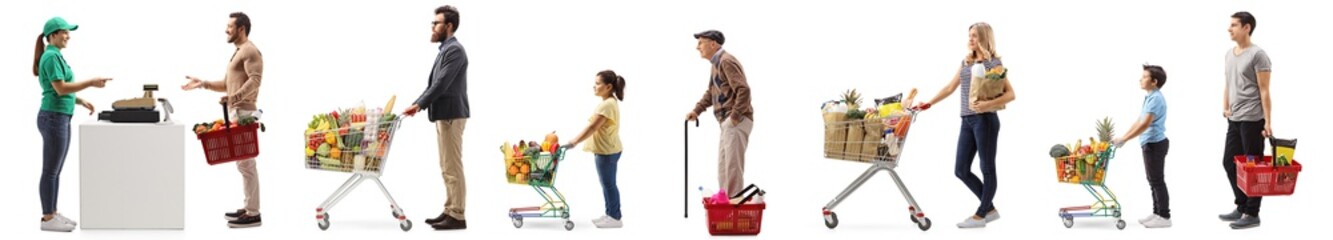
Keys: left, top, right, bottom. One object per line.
{"left": 1113, "top": 64, "right": 1170, "bottom": 228}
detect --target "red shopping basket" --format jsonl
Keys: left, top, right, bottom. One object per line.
{"left": 703, "top": 198, "right": 765, "bottom": 235}
{"left": 1234, "top": 156, "right": 1303, "bottom": 196}
{"left": 197, "top": 103, "right": 261, "bottom": 165}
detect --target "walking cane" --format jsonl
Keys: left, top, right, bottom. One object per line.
{"left": 685, "top": 119, "right": 698, "bottom": 218}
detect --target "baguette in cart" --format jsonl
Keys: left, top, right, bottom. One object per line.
{"left": 502, "top": 135, "right": 575, "bottom": 231}
{"left": 819, "top": 89, "right": 932, "bottom": 231}
{"left": 303, "top": 101, "right": 412, "bottom": 231}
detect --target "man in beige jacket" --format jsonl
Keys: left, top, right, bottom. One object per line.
{"left": 686, "top": 30, "right": 753, "bottom": 198}
{"left": 182, "top": 12, "right": 264, "bottom": 228}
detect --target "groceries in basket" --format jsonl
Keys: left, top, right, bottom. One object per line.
{"left": 969, "top": 63, "right": 1008, "bottom": 111}
{"left": 1233, "top": 136, "right": 1303, "bottom": 197}
{"left": 702, "top": 184, "right": 766, "bottom": 236}
{"left": 1050, "top": 117, "right": 1117, "bottom": 184}
{"left": 304, "top": 97, "right": 402, "bottom": 173}
{"left": 501, "top": 132, "right": 564, "bottom": 185}
{"left": 194, "top": 105, "right": 265, "bottom": 165}
{"left": 822, "top": 88, "right": 917, "bottom": 162}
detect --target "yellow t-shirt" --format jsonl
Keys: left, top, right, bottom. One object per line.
{"left": 585, "top": 98, "right": 621, "bottom": 154}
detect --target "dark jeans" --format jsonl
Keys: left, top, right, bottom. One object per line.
{"left": 956, "top": 113, "right": 999, "bottom": 217}
{"left": 1224, "top": 120, "right": 1265, "bottom": 216}
{"left": 37, "top": 110, "right": 72, "bottom": 215}
{"left": 595, "top": 152, "right": 622, "bottom": 220}
{"left": 1142, "top": 139, "right": 1170, "bottom": 218}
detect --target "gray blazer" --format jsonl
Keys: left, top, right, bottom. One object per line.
{"left": 413, "top": 36, "right": 470, "bottom": 121}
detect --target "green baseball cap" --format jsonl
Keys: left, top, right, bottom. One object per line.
{"left": 43, "top": 17, "right": 78, "bottom": 37}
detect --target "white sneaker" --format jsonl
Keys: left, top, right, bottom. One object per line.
{"left": 55, "top": 213, "right": 77, "bottom": 226}
{"left": 41, "top": 218, "right": 75, "bottom": 232}
{"left": 984, "top": 211, "right": 1000, "bottom": 223}
{"left": 1142, "top": 215, "right": 1171, "bottom": 228}
{"left": 594, "top": 217, "right": 623, "bottom": 228}
{"left": 956, "top": 216, "right": 986, "bottom": 228}
{"left": 1139, "top": 214, "right": 1159, "bottom": 224}
{"left": 592, "top": 215, "right": 610, "bottom": 225}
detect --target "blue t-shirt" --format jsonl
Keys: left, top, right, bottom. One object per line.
{"left": 1139, "top": 89, "right": 1167, "bottom": 145}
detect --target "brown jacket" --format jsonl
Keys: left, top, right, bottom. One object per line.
{"left": 206, "top": 41, "right": 263, "bottom": 110}
{"left": 693, "top": 50, "right": 753, "bottom": 123}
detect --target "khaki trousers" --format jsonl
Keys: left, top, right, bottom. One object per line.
{"left": 232, "top": 109, "right": 260, "bottom": 215}
{"left": 718, "top": 117, "right": 752, "bottom": 195}
{"left": 435, "top": 118, "right": 467, "bottom": 219}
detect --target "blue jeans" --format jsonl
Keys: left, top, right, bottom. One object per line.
{"left": 37, "top": 111, "right": 72, "bottom": 215}
{"left": 956, "top": 113, "right": 999, "bottom": 217}
{"left": 595, "top": 152, "right": 622, "bottom": 220}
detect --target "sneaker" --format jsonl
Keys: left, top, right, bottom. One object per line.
{"left": 54, "top": 213, "right": 77, "bottom": 227}
{"left": 594, "top": 217, "right": 623, "bottom": 228}
{"left": 1142, "top": 215, "right": 1171, "bottom": 228}
{"left": 1218, "top": 209, "right": 1243, "bottom": 221}
{"left": 227, "top": 214, "right": 262, "bottom": 228}
{"left": 1139, "top": 214, "right": 1159, "bottom": 224}
{"left": 984, "top": 210, "right": 1001, "bottom": 223}
{"left": 225, "top": 209, "right": 247, "bottom": 221}
{"left": 956, "top": 216, "right": 986, "bottom": 228}
{"left": 1229, "top": 214, "right": 1260, "bottom": 229}
{"left": 425, "top": 212, "right": 449, "bottom": 225}
{"left": 41, "top": 218, "right": 75, "bottom": 232}
{"left": 431, "top": 216, "right": 467, "bottom": 230}
{"left": 592, "top": 215, "right": 611, "bottom": 225}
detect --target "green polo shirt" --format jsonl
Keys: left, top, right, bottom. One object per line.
{"left": 38, "top": 45, "right": 75, "bottom": 115}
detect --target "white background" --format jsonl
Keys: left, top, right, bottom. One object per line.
{"left": 0, "top": 0, "right": 1326, "bottom": 239}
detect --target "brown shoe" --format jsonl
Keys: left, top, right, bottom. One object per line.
{"left": 430, "top": 215, "right": 466, "bottom": 230}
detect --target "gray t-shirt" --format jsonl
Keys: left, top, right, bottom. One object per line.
{"left": 1225, "top": 45, "right": 1271, "bottom": 122}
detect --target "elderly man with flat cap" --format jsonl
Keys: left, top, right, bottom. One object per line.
{"left": 686, "top": 30, "right": 753, "bottom": 200}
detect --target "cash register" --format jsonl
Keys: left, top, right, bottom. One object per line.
{"left": 99, "top": 84, "right": 175, "bottom": 123}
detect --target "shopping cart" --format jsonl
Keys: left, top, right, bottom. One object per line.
{"left": 305, "top": 110, "right": 411, "bottom": 231}
{"left": 820, "top": 107, "right": 931, "bottom": 231}
{"left": 504, "top": 143, "right": 573, "bottom": 231}
{"left": 1054, "top": 145, "right": 1123, "bottom": 230}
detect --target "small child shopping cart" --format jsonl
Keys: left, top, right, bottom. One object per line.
{"left": 1054, "top": 143, "right": 1123, "bottom": 230}
{"left": 304, "top": 108, "right": 411, "bottom": 231}
{"left": 503, "top": 142, "right": 573, "bottom": 231}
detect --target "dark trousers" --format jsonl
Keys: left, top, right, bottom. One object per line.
{"left": 1142, "top": 139, "right": 1170, "bottom": 218}
{"left": 38, "top": 111, "right": 72, "bottom": 215}
{"left": 595, "top": 152, "right": 623, "bottom": 220}
{"left": 1224, "top": 120, "right": 1265, "bottom": 216}
{"left": 956, "top": 113, "right": 999, "bottom": 217}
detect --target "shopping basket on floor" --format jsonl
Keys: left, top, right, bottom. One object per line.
{"left": 1054, "top": 142, "right": 1124, "bottom": 230}
{"left": 704, "top": 184, "right": 766, "bottom": 235}
{"left": 196, "top": 103, "right": 263, "bottom": 165}
{"left": 504, "top": 141, "right": 574, "bottom": 231}
{"left": 305, "top": 107, "right": 412, "bottom": 231}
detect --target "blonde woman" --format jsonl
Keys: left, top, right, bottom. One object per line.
{"left": 915, "top": 22, "right": 1016, "bottom": 229}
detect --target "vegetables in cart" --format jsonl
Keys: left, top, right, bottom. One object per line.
{"left": 304, "top": 97, "right": 403, "bottom": 172}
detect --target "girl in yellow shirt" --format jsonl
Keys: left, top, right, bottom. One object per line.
{"left": 567, "top": 70, "right": 625, "bottom": 228}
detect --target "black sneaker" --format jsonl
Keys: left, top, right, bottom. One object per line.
{"left": 425, "top": 212, "right": 449, "bottom": 225}
{"left": 1218, "top": 209, "right": 1243, "bottom": 221}
{"left": 225, "top": 209, "right": 247, "bottom": 221}
{"left": 1229, "top": 215, "right": 1260, "bottom": 229}
{"left": 228, "top": 214, "right": 262, "bottom": 228}
{"left": 430, "top": 216, "right": 466, "bottom": 230}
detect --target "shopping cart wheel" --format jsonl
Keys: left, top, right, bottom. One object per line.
{"left": 824, "top": 212, "right": 839, "bottom": 229}
{"left": 916, "top": 217, "right": 932, "bottom": 231}
{"left": 400, "top": 220, "right": 412, "bottom": 231}
{"left": 564, "top": 220, "right": 575, "bottom": 231}
{"left": 1115, "top": 220, "right": 1126, "bottom": 230}
{"left": 1062, "top": 217, "right": 1074, "bottom": 228}
{"left": 512, "top": 216, "right": 523, "bottom": 228}
{"left": 317, "top": 213, "right": 331, "bottom": 230}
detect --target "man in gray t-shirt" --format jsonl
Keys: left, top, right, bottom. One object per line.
{"left": 1218, "top": 11, "right": 1274, "bottom": 230}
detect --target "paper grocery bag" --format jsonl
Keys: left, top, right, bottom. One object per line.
{"left": 823, "top": 112, "right": 848, "bottom": 159}
{"left": 845, "top": 120, "right": 865, "bottom": 161}
{"left": 861, "top": 120, "right": 884, "bottom": 161}
{"left": 968, "top": 64, "right": 1007, "bottom": 111}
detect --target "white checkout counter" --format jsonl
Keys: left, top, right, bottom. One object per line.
{"left": 78, "top": 120, "right": 185, "bottom": 229}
